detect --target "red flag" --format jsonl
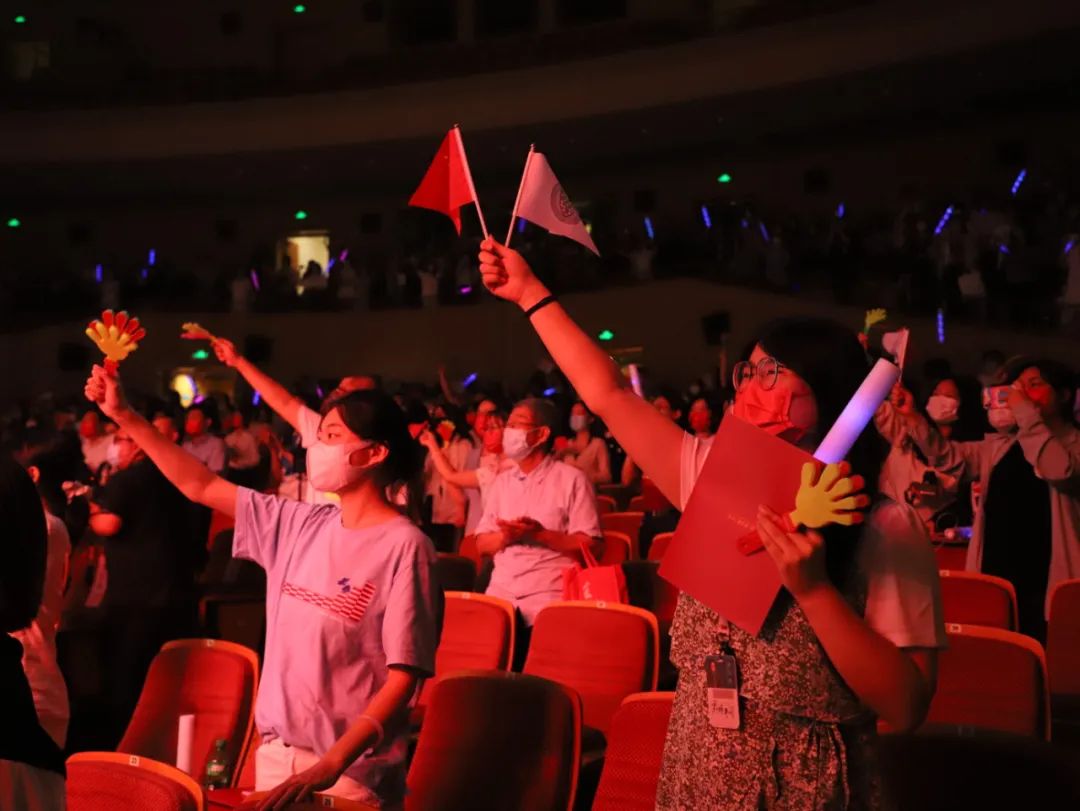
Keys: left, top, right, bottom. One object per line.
{"left": 409, "top": 127, "right": 483, "bottom": 235}
{"left": 509, "top": 149, "right": 598, "bottom": 255}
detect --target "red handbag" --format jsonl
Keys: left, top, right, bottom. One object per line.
{"left": 562, "top": 542, "right": 628, "bottom": 604}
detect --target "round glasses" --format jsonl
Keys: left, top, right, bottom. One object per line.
{"left": 732, "top": 357, "right": 788, "bottom": 392}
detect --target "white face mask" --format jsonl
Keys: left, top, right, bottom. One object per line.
{"left": 105, "top": 441, "right": 122, "bottom": 469}
{"left": 306, "top": 440, "right": 371, "bottom": 493}
{"left": 569, "top": 415, "right": 587, "bottom": 433}
{"left": 987, "top": 407, "right": 1017, "bottom": 433}
{"left": 502, "top": 427, "right": 540, "bottom": 462}
{"left": 926, "top": 395, "right": 960, "bottom": 425}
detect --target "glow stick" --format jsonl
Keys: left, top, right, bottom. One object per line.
{"left": 813, "top": 358, "right": 900, "bottom": 464}
{"left": 176, "top": 714, "right": 195, "bottom": 775}
{"left": 628, "top": 364, "right": 643, "bottom": 397}
{"left": 934, "top": 205, "right": 954, "bottom": 236}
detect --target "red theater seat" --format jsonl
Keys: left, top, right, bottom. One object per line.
{"left": 406, "top": 672, "right": 581, "bottom": 811}
{"left": 646, "top": 532, "right": 674, "bottom": 562}
{"left": 67, "top": 752, "right": 205, "bottom": 811}
{"left": 600, "top": 513, "right": 645, "bottom": 559}
{"left": 592, "top": 692, "right": 674, "bottom": 811}
{"left": 117, "top": 639, "right": 259, "bottom": 789}
{"left": 524, "top": 601, "right": 659, "bottom": 736}
{"left": 938, "top": 570, "right": 1018, "bottom": 630}
{"left": 596, "top": 495, "right": 618, "bottom": 515}
{"left": 598, "top": 531, "right": 632, "bottom": 566}
{"left": 413, "top": 592, "right": 515, "bottom": 724}
{"left": 923, "top": 624, "right": 1049, "bottom": 740}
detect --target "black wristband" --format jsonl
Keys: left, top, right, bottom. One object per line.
{"left": 524, "top": 295, "right": 557, "bottom": 318}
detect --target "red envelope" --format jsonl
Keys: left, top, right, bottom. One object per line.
{"left": 659, "top": 414, "right": 813, "bottom": 636}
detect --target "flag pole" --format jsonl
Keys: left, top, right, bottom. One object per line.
{"left": 505, "top": 145, "right": 535, "bottom": 247}
{"left": 452, "top": 125, "right": 489, "bottom": 239}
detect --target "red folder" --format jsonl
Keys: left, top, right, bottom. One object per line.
{"left": 659, "top": 414, "right": 814, "bottom": 636}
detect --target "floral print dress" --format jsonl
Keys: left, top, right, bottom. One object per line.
{"left": 655, "top": 579, "right": 886, "bottom": 811}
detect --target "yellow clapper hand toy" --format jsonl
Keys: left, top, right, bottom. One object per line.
{"left": 85, "top": 310, "right": 146, "bottom": 376}
{"left": 863, "top": 308, "right": 887, "bottom": 335}
{"left": 180, "top": 321, "right": 218, "bottom": 342}
{"left": 737, "top": 462, "right": 869, "bottom": 555}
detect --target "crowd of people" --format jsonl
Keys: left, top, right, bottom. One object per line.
{"left": 2, "top": 237, "right": 1079, "bottom": 808}
{"left": 5, "top": 178, "right": 1080, "bottom": 336}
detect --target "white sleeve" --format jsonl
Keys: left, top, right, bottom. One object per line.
{"left": 297, "top": 406, "right": 322, "bottom": 449}
{"left": 678, "top": 432, "right": 711, "bottom": 511}
{"left": 860, "top": 500, "right": 948, "bottom": 650}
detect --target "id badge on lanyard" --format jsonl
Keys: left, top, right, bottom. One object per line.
{"left": 704, "top": 619, "right": 741, "bottom": 730}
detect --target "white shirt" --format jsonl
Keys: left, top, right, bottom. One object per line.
{"left": 426, "top": 437, "right": 473, "bottom": 525}
{"left": 81, "top": 434, "right": 113, "bottom": 473}
{"left": 476, "top": 456, "right": 602, "bottom": 624}
{"left": 182, "top": 433, "right": 227, "bottom": 473}
{"left": 679, "top": 433, "right": 946, "bottom": 650}
{"left": 11, "top": 513, "right": 71, "bottom": 747}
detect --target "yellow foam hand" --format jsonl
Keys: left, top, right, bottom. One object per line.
{"left": 863, "top": 308, "right": 887, "bottom": 334}
{"left": 788, "top": 462, "right": 869, "bottom": 529}
{"left": 180, "top": 321, "right": 217, "bottom": 342}
{"left": 85, "top": 310, "right": 146, "bottom": 367}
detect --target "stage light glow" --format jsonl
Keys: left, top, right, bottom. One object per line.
{"left": 462, "top": 373, "right": 478, "bottom": 388}
{"left": 700, "top": 205, "right": 712, "bottom": 229}
{"left": 252, "top": 391, "right": 261, "bottom": 406}
{"left": 192, "top": 349, "right": 210, "bottom": 361}
{"left": 14, "top": 15, "right": 26, "bottom": 24}
{"left": 6, "top": 218, "right": 20, "bottom": 228}
{"left": 293, "top": 4, "right": 306, "bottom": 13}
{"left": 717, "top": 173, "right": 732, "bottom": 184}
{"left": 171, "top": 374, "right": 197, "bottom": 409}
{"left": 94, "top": 264, "right": 103, "bottom": 284}
{"left": 250, "top": 269, "right": 261, "bottom": 291}
{"left": 643, "top": 217, "right": 654, "bottom": 240}
{"left": 543, "top": 387, "right": 557, "bottom": 397}
{"left": 836, "top": 203, "right": 845, "bottom": 219}
{"left": 597, "top": 329, "right": 614, "bottom": 342}
{"left": 294, "top": 210, "right": 308, "bottom": 221}
{"left": 148, "top": 248, "right": 156, "bottom": 266}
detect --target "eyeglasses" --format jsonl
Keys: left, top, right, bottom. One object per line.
{"left": 732, "top": 357, "right": 789, "bottom": 392}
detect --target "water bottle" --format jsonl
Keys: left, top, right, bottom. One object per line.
{"left": 204, "top": 738, "right": 231, "bottom": 789}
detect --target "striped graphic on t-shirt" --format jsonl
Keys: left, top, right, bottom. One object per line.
{"left": 282, "top": 580, "right": 377, "bottom": 622}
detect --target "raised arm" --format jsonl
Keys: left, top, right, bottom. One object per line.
{"left": 213, "top": 337, "right": 306, "bottom": 433}
{"left": 418, "top": 431, "right": 481, "bottom": 489}
{"left": 1011, "top": 394, "right": 1080, "bottom": 485}
{"left": 84, "top": 365, "right": 238, "bottom": 516}
{"left": 479, "top": 239, "right": 685, "bottom": 506}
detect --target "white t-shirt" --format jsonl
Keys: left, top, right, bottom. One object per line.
{"left": 233, "top": 489, "right": 441, "bottom": 805}
{"left": 679, "top": 433, "right": 946, "bottom": 650}
{"left": 81, "top": 434, "right": 113, "bottom": 474}
{"left": 297, "top": 405, "right": 322, "bottom": 450}
{"left": 426, "top": 437, "right": 473, "bottom": 525}
{"left": 475, "top": 456, "right": 602, "bottom": 624}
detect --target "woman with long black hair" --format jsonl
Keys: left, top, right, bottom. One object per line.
{"left": 478, "top": 238, "right": 944, "bottom": 808}
{"left": 84, "top": 365, "right": 441, "bottom": 811}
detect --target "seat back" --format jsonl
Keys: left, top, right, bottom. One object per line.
{"left": 939, "top": 570, "right": 1017, "bottom": 630}
{"left": 118, "top": 639, "right": 259, "bottom": 787}
{"left": 417, "top": 593, "right": 515, "bottom": 711}
{"left": 436, "top": 553, "right": 477, "bottom": 593}
{"left": 627, "top": 495, "right": 647, "bottom": 513}
{"left": 598, "top": 531, "right": 632, "bottom": 566}
{"left": 407, "top": 672, "right": 581, "bottom": 811}
{"left": 1048, "top": 579, "right": 1080, "bottom": 697}
{"left": 924, "top": 624, "right": 1049, "bottom": 739}
{"left": 596, "top": 495, "right": 618, "bottom": 515}
{"left": 933, "top": 541, "right": 968, "bottom": 572}
{"left": 67, "top": 752, "right": 205, "bottom": 811}
{"left": 600, "top": 512, "right": 645, "bottom": 559}
{"left": 524, "top": 601, "right": 658, "bottom": 734}
{"left": 457, "top": 534, "right": 482, "bottom": 566}
{"left": 592, "top": 692, "right": 675, "bottom": 811}
{"left": 646, "top": 532, "right": 674, "bottom": 562}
